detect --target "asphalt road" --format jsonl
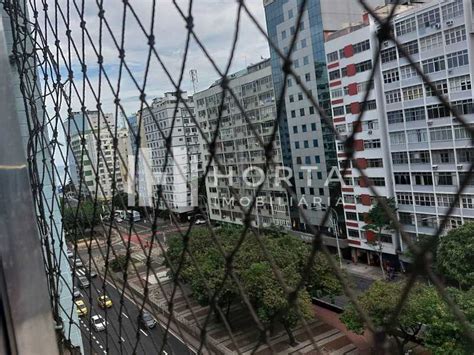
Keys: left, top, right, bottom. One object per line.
{"left": 74, "top": 272, "right": 194, "bottom": 355}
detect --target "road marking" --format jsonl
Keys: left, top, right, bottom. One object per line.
{"left": 99, "top": 345, "right": 103, "bottom": 349}
{"left": 121, "top": 337, "right": 125, "bottom": 343}
{"left": 140, "top": 329, "right": 148, "bottom": 337}
{"left": 121, "top": 312, "right": 129, "bottom": 319}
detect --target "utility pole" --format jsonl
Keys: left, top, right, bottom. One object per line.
{"left": 189, "top": 69, "right": 198, "bottom": 94}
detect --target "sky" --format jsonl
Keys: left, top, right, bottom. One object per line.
{"left": 48, "top": 0, "right": 271, "bottom": 117}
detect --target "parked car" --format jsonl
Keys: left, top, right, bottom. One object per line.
{"left": 75, "top": 299, "right": 88, "bottom": 317}
{"left": 73, "top": 287, "right": 81, "bottom": 298}
{"left": 78, "top": 276, "right": 90, "bottom": 289}
{"left": 139, "top": 311, "right": 157, "bottom": 329}
{"left": 194, "top": 218, "right": 206, "bottom": 225}
{"left": 97, "top": 295, "right": 113, "bottom": 308}
{"left": 66, "top": 250, "right": 74, "bottom": 258}
{"left": 91, "top": 315, "right": 107, "bottom": 332}
{"left": 73, "top": 258, "right": 83, "bottom": 267}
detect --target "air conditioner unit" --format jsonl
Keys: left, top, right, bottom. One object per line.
{"left": 368, "top": 130, "right": 373, "bottom": 135}
{"left": 446, "top": 20, "right": 454, "bottom": 27}
{"left": 457, "top": 164, "right": 464, "bottom": 170}
{"left": 433, "top": 23, "right": 441, "bottom": 29}
{"left": 428, "top": 120, "right": 433, "bottom": 126}
{"left": 383, "top": 41, "right": 390, "bottom": 47}
{"left": 432, "top": 165, "right": 439, "bottom": 170}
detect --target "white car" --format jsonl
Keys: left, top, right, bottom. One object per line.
{"left": 92, "top": 315, "right": 107, "bottom": 332}
{"left": 66, "top": 250, "right": 74, "bottom": 258}
{"left": 194, "top": 219, "right": 206, "bottom": 225}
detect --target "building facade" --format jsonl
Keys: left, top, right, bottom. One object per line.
{"left": 141, "top": 92, "right": 200, "bottom": 216}
{"left": 325, "top": 0, "right": 474, "bottom": 263}
{"left": 263, "top": 0, "right": 388, "bottom": 232}
{"left": 194, "top": 59, "right": 291, "bottom": 228}
{"left": 68, "top": 111, "right": 128, "bottom": 200}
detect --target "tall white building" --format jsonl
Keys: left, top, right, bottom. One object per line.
{"left": 141, "top": 92, "right": 200, "bottom": 216}
{"left": 325, "top": 0, "right": 474, "bottom": 264}
{"left": 194, "top": 59, "right": 291, "bottom": 228}
{"left": 68, "top": 111, "right": 128, "bottom": 200}
{"left": 263, "top": 0, "right": 388, "bottom": 232}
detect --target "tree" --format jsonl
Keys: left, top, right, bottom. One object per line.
{"left": 341, "top": 280, "right": 439, "bottom": 353}
{"left": 363, "top": 197, "right": 398, "bottom": 278}
{"left": 110, "top": 255, "right": 128, "bottom": 273}
{"left": 166, "top": 226, "right": 342, "bottom": 344}
{"left": 61, "top": 199, "right": 101, "bottom": 240}
{"left": 341, "top": 280, "right": 474, "bottom": 354}
{"left": 436, "top": 222, "right": 474, "bottom": 290}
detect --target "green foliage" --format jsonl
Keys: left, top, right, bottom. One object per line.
{"left": 61, "top": 198, "right": 101, "bottom": 238}
{"left": 363, "top": 197, "right": 398, "bottom": 239}
{"left": 165, "top": 226, "right": 341, "bottom": 342}
{"left": 341, "top": 280, "right": 474, "bottom": 353}
{"left": 437, "top": 223, "right": 474, "bottom": 289}
{"left": 110, "top": 255, "right": 128, "bottom": 273}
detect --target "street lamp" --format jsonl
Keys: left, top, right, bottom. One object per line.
{"left": 329, "top": 208, "right": 343, "bottom": 269}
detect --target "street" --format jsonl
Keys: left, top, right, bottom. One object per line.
{"left": 74, "top": 271, "right": 193, "bottom": 355}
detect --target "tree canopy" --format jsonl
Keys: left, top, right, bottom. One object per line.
{"left": 165, "top": 225, "right": 342, "bottom": 344}
{"left": 436, "top": 222, "right": 474, "bottom": 289}
{"left": 341, "top": 280, "right": 474, "bottom": 354}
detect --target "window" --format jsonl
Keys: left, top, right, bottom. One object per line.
{"left": 399, "top": 212, "right": 415, "bottom": 225}
{"left": 362, "top": 120, "right": 379, "bottom": 131}
{"left": 400, "top": 64, "right": 419, "bottom": 80}
{"left": 327, "top": 51, "right": 338, "bottom": 62}
{"left": 300, "top": 108, "right": 305, "bottom": 116}
{"left": 329, "top": 70, "right": 340, "bottom": 81}
{"left": 311, "top": 123, "right": 316, "bottom": 131}
{"left": 397, "top": 193, "right": 413, "bottom": 205}
{"left": 427, "top": 103, "right": 450, "bottom": 119}
{"left": 403, "top": 85, "right": 424, "bottom": 101}
{"left": 399, "top": 40, "right": 419, "bottom": 57}
{"left": 309, "top": 106, "right": 315, "bottom": 114}
{"left": 388, "top": 110, "right": 404, "bottom": 124}
{"left": 457, "top": 148, "right": 474, "bottom": 163}
{"left": 345, "top": 212, "right": 357, "bottom": 221}
{"left": 303, "top": 56, "right": 309, "bottom": 65}
{"left": 368, "top": 177, "right": 385, "bottom": 186}
{"left": 396, "top": 17, "right": 417, "bottom": 36}
{"left": 414, "top": 193, "right": 436, "bottom": 206}
{"left": 436, "top": 172, "right": 455, "bottom": 186}
{"left": 293, "top": 126, "right": 298, "bottom": 134}
{"left": 417, "top": 214, "right": 438, "bottom": 228}
{"left": 445, "top": 25, "right": 466, "bottom": 45}
{"left": 407, "top": 129, "right": 428, "bottom": 143}
{"left": 354, "top": 40, "right": 371, "bottom": 54}
{"left": 420, "top": 33, "right": 443, "bottom": 52}
{"left": 331, "top": 88, "right": 343, "bottom": 98}
{"left": 344, "top": 195, "right": 355, "bottom": 204}
{"left": 447, "top": 50, "right": 469, "bottom": 69}
{"left": 430, "top": 126, "right": 453, "bottom": 141}
{"left": 454, "top": 125, "right": 474, "bottom": 140}
{"left": 364, "top": 139, "right": 381, "bottom": 149}
{"left": 417, "top": 8, "right": 440, "bottom": 29}
{"left": 385, "top": 89, "right": 402, "bottom": 104}
{"left": 432, "top": 149, "right": 455, "bottom": 164}
{"left": 333, "top": 106, "right": 345, "bottom": 116}
{"left": 301, "top": 39, "right": 307, "bottom": 48}
{"left": 395, "top": 172, "right": 411, "bottom": 185}
{"left": 383, "top": 68, "right": 400, "bottom": 83}
{"left": 413, "top": 172, "right": 433, "bottom": 185}
{"left": 437, "top": 194, "right": 458, "bottom": 207}
{"left": 381, "top": 47, "right": 397, "bottom": 63}
{"left": 305, "top": 73, "right": 311, "bottom": 82}
{"left": 281, "top": 30, "right": 287, "bottom": 40}
{"left": 367, "top": 159, "right": 383, "bottom": 168}
{"left": 405, "top": 107, "right": 426, "bottom": 122}
{"left": 348, "top": 229, "right": 360, "bottom": 238}
{"left": 462, "top": 195, "right": 474, "bottom": 209}
{"left": 442, "top": 0, "right": 463, "bottom": 20}
{"left": 422, "top": 56, "right": 445, "bottom": 73}
{"left": 302, "top": 124, "right": 307, "bottom": 132}
{"left": 452, "top": 99, "right": 474, "bottom": 116}
{"left": 392, "top": 152, "right": 409, "bottom": 164}
{"left": 410, "top": 150, "right": 431, "bottom": 164}
{"left": 366, "top": 100, "right": 377, "bottom": 110}
{"left": 390, "top": 131, "right": 406, "bottom": 145}
{"left": 355, "top": 60, "right": 372, "bottom": 73}
{"left": 449, "top": 75, "right": 471, "bottom": 92}
{"left": 425, "top": 79, "right": 448, "bottom": 96}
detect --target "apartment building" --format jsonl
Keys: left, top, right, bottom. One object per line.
{"left": 263, "top": 0, "right": 387, "bottom": 232}
{"left": 325, "top": 0, "right": 474, "bottom": 263}
{"left": 68, "top": 111, "right": 127, "bottom": 200}
{"left": 194, "top": 59, "right": 291, "bottom": 228}
{"left": 141, "top": 92, "right": 200, "bottom": 216}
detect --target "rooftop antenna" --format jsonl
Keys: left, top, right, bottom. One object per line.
{"left": 189, "top": 69, "right": 198, "bottom": 93}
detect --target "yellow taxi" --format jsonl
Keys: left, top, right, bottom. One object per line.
{"left": 97, "top": 295, "right": 113, "bottom": 308}
{"left": 75, "top": 299, "right": 88, "bottom": 317}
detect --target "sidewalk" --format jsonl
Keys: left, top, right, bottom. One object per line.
{"left": 341, "top": 260, "right": 385, "bottom": 281}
